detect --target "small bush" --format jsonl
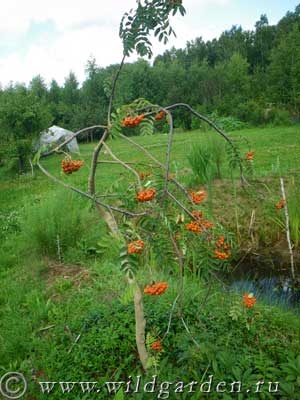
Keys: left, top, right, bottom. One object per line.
{"left": 268, "top": 108, "right": 292, "bottom": 126}
{"left": 236, "top": 101, "right": 292, "bottom": 126}
{"left": 209, "top": 112, "right": 248, "bottom": 131}
{"left": 190, "top": 105, "right": 210, "bottom": 131}
{"left": 236, "top": 101, "right": 266, "bottom": 125}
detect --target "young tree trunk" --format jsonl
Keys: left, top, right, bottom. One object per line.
{"left": 129, "top": 278, "right": 149, "bottom": 371}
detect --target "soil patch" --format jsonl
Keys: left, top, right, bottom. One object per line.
{"left": 46, "top": 259, "right": 91, "bottom": 288}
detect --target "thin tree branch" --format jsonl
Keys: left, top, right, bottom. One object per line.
{"left": 162, "top": 295, "right": 179, "bottom": 340}
{"left": 136, "top": 102, "right": 248, "bottom": 185}
{"left": 280, "top": 177, "right": 295, "bottom": 280}
{"left": 37, "top": 161, "right": 148, "bottom": 217}
{"left": 181, "top": 317, "right": 200, "bottom": 348}
{"left": 162, "top": 108, "right": 174, "bottom": 196}
{"left": 89, "top": 56, "right": 126, "bottom": 199}
{"left": 119, "top": 133, "right": 192, "bottom": 203}
{"left": 102, "top": 142, "right": 142, "bottom": 189}
{"left": 107, "top": 54, "right": 126, "bottom": 127}
{"left": 97, "top": 160, "right": 159, "bottom": 168}
{"left": 166, "top": 190, "right": 194, "bottom": 219}
{"left": 88, "top": 130, "right": 109, "bottom": 195}
{"left": 168, "top": 231, "right": 184, "bottom": 317}
{"left": 165, "top": 103, "right": 247, "bottom": 185}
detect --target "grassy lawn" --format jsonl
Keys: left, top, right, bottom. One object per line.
{"left": 2, "top": 125, "right": 300, "bottom": 249}
{"left": 2, "top": 125, "right": 300, "bottom": 207}
{"left": 1, "top": 125, "right": 300, "bottom": 399}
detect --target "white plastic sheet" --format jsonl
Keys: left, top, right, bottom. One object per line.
{"left": 39, "top": 125, "right": 80, "bottom": 153}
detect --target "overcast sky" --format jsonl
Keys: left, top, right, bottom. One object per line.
{"left": 0, "top": 0, "right": 299, "bottom": 87}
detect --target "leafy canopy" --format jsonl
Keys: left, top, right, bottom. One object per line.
{"left": 120, "top": 0, "right": 185, "bottom": 58}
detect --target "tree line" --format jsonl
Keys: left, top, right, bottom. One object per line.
{"left": 0, "top": 4, "right": 300, "bottom": 171}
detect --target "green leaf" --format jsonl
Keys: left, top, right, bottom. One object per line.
{"left": 179, "top": 6, "right": 186, "bottom": 16}
{"left": 154, "top": 27, "right": 161, "bottom": 36}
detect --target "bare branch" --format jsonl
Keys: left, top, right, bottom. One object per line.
{"left": 89, "top": 56, "right": 126, "bottom": 200}
{"left": 280, "top": 177, "right": 295, "bottom": 280}
{"left": 166, "top": 190, "right": 194, "bottom": 219}
{"left": 168, "top": 231, "right": 184, "bottom": 317}
{"left": 181, "top": 317, "right": 200, "bottom": 348}
{"left": 88, "top": 130, "right": 109, "bottom": 195}
{"left": 97, "top": 160, "right": 159, "bottom": 168}
{"left": 102, "top": 142, "right": 142, "bottom": 189}
{"left": 107, "top": 54, "right": 126, "bottom": 127}
{"left": 162, "top": 295, "right": 179, "bottom": 339}
{"left": 135, "top": 102, "right": 248, "bottom": 185}
{"left": 162, "top": 108, "right": 174, "bottom": 196}
{"left": 119, "top": 132, "right": 192, "bottom": 203}
{"left": 165, "top": 103, "right": 248, "bottom": 184}
{"left": 37, "top": 161, "right": 148, "bottom": 218}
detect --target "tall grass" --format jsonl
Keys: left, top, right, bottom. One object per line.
{"left": 187, "top": 136, "right": 226, "bottom": 184}
{"left": 21, "top": 189, "right": 99, "bottom": 259}
{"left": 288, "top": 178, "right": 300, "bottom": 248}
{"left": 187, "top": 144, "right": 214, "bottom": 184}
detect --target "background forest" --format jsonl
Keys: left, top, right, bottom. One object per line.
{"left": 1, "top": 4, "right": 300, "bottom": 172}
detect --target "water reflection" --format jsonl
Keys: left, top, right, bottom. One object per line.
{"left": 230, "top": 276, "right": 300, "bottom": 309}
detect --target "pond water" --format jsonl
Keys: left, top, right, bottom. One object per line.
{"left": 228, "top": 254, "right": 300, "bottom": 310}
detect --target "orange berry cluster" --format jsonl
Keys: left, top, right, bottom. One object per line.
{"left": 127, "top": 240, "right": 144, "bottom": 254}
{"left": 155, "top": 111, "right": 166, "bottom": 120}
{"left": 144, "top": 282, "right": 168, "bottom": 295}
{"left": 191, "top": 210, "right": 203, "bottom": 220}
{"left": 245, "top": 151, "right": 255, "bottom": 161}
{"left": 151, "top": 340, "right": 163, "bottom": 351}
{"left": 213, "top": 250, "right": 230, "bottom": 260}
{"left": 186, "top": 221, "right": 202, "bottom": 233}
{"left": 216, "top": 235, "right": 225, "bottom": 247}
{"left": 202, "top": 220, "right": 214, "bottom": 229}
{"left": 139, "top": 171, "right": 151, "bottom": 180}
{"left": 61, "top": 159, "right": 84, "bottom": 174}
{"left": 190, "top": 190, "right": 206, "bottom": 204}
{"left": 185, "top": 211, "right": 213, "bottom": 234}
{"left": 213, "top": 235, "right": 231, "bottom": 260}
{"left": 275, "top": 198, "right": 286, "bottom": 209}
{"left": 136, "top": 188, "right": 156, "bottom": 202}
{"left": 243, "top": 293, "right": 256, "bottom": 308}
{"left": 122, "top": 114, "right": 145, "bottom": 128}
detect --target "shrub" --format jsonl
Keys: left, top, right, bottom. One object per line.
{"left": 209, "top": 112, "right": 248, "bottom": 131}
{"left": 236, "top": 101, "right": 266, "bottom": 125}
{"left": 236, "top": 101, "right": 292, "bottom": 126}
{"left": 268, "top": 108, "right": 292, "bottom": 126}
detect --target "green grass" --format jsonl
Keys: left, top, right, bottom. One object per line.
{"left": 1, "top": 125, "right": 300, "bottom": 399}
{"left": 2, "top": 125, "right": 300, "bottom": 209}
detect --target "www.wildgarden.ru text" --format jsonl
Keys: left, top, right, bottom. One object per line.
{"left": 39, "top": 374, "right": 280, "bottom": 398}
